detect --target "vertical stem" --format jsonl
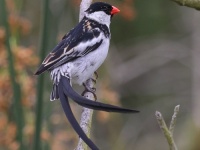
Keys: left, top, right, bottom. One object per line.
{"left": 79, "top": 0, "right": 92, "bottom": 21}
{"left": 33, "top": 0, "right": 49, "bottom": 149}
{"left": 155, "top": 105, "right": 180, "bottom": 150}
{"left": 0, "top": 0, "right": 25, "bottom": 150}
{"left": 76, "top": 76, "right": 97, "bottom": 150}
{"left": 76, "top": 1, "right": 96, "bottom": 149}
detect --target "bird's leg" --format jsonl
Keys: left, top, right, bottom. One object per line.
{"left": 81, "top": 72, "right": 98, "bottom": 100}
{"left": 82, "top": 81, "right": 97, "bottom": 100}
{"left": 83, "top": 79, "right": 96, "bottom": 92}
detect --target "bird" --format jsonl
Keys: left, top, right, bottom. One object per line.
{"left": 35, "top": 2, "right": 139, "bottom": 150}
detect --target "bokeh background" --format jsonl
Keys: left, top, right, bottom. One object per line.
{"left": 0, "top": 0, "right": 200, "bottom": 149}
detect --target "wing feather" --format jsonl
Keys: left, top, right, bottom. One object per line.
{"left": 35, "top": 19, "right": 103, "bottom": 75}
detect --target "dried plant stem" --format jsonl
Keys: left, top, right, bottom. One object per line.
{"left": 0, "top": 1, "right": 25, "bottom": 150}
{"left": 79, "top": 0, "right": 92, "bottom": 21}
{"left": 33, "top": 0, "right": 49, "bottom": 149}
{"left": 76, "top": 85, "right": 96, "bottom": 149}
{"left": 169, "top": 105, "right": 180, "bottom": 135}
{"left": 76, "top": 1, "right": 94, "bottom": 149}
{"left": 76, "top": 75, "right": 97, "bottom": 150}
{"left": 155, "top": 105, "right": 180, "bottom": 150}
{"left": 171, "top": 0, "right": 200, "bottom": 10}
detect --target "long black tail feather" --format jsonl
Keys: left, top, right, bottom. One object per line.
{"left": 60, "top": 76, "right": 139, "bottom": 113}
{"left": 58, "top": 82, "right": 99, "bottom": 150}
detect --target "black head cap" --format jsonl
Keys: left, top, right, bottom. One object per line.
{"left": 86, "top": 2, "right": 113, "bottom": 15}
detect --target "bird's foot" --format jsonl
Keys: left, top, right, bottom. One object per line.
{"left": 82, "top": 75, "right": 97, "bottom": 100}
{"left": 83, "top": 81, "right": 96, "bottom": 93}
{"left": 81, "top": 71, "right": 98, "bottom": 100}
{"left": 81, "top": 89, "right": 97, "bottom": 100}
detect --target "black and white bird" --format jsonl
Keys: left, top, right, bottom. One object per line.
{"left": 35, "top": 2, "right": 139, "bottom": 150}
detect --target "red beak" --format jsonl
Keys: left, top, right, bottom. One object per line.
{"left": 111, "top": 6, "right": 120, "bottom": 15}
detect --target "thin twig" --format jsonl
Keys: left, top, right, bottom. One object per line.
{"left": 155, "top": 105, "right": 180, "bottom": 150}
{"left": 76, "top": 1, "right": 94, "bottom": 150}
{"left": 169, "top": 105, "right": 180, "bottom": 135}
{"left": 76, "top": 75, "right": 97, "bottom": 150}
{"left": 79, "top": 0, "right": 92, "bottom": 22}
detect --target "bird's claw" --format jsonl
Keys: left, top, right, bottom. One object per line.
{"left": 83, "top": 82, "right": 96, "bottom": 93}
{"left": 81, "top": 90, "right": 97, "bottom": 100}
{"left": 82, "top": 78, "right": 97, "bottom": 100}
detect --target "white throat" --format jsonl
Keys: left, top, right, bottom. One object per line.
{"left": 85, "top": 11, "right": 111, "bottom": 27}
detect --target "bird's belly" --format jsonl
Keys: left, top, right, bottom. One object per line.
{"left": 50, "top": 40, "right": 109, "bottom": 85}
{"left": 70, "top": 41, "right": 109, "bottom": 85}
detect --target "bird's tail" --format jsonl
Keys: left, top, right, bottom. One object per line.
{"left": 58, "top": 75, "right": 139, "bottom": 149}
{"left": 60, "top": 76, "right": 139, "bottom": 113}
{"left": 58, "top": 82, "right": 99, "bottom": 150}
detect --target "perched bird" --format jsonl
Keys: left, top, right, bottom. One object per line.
{"left": 35, "top": 2, "right": 139, "bottom": 150}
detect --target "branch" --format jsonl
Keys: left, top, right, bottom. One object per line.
{"left": 169, "top": 105, "right": 180, "bottom": 135}
{"left": 79, "top": 0, "right": 92, "bottom": 21}
{"left": 155, "top": 105, "right": 180, "bottom": 150}
{"left": 76, "top": 1, "right": 94, "bottom": 150}
{"left": 171, "top": 0, "right": 200, "bottom": 10}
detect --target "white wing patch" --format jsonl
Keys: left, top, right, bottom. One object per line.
{"left": 74, "top": 30, "right": 103, "bottom": 55}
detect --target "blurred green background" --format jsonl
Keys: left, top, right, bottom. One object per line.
{"left": 0, "top": 0, "right": 200, "bottom": 149}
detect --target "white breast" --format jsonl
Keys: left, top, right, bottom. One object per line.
{"left": 70, "top": 38, "right": 110, "bottom": 85}
{"left": 50, "top": 38, "right": 110, "bottom": 85}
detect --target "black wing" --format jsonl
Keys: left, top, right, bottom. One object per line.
{"left": 35, "top": 18, "right": 104, "bottom": 75}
